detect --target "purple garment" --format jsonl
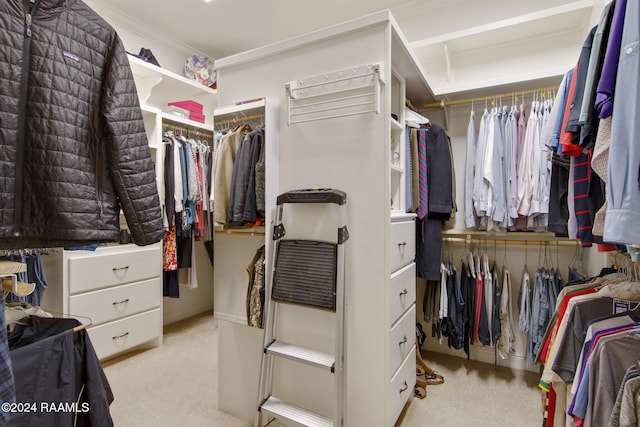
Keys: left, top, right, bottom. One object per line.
{"left": 595, "top": 0, "right": 627, "bottom": 119}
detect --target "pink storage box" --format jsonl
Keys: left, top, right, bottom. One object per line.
{"left": 168, "top": 100, "right": 203, "bottom": 115}
{"left": 189, "top": 112, "right": 205, "bottom": 123}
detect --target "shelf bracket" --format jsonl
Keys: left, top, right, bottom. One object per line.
{"left": 134, "top": 74, "right": 163, "bottom": 105}
{"left": 443, "top": 42, "right": 452, "bottom": 86}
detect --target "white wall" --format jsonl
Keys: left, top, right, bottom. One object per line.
{"left": 84, "top": 0, "right": 205, "bottom": 75}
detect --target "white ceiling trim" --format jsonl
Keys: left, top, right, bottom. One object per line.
{"left": 84, "top": 0, "right": 208, "bottom": 57}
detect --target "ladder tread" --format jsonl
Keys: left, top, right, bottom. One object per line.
{"left": 266, "top": 341, "right": 335, "bottom": 371}
{"left": 260, "top": 396, "right": 333, "bottom": 427}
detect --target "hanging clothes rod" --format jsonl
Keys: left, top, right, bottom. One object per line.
{"left": 73, "top": 322, "right": 92, "bottom": 333}
{"left": 441, "top": 230, "right": 580, "bottom": 246}
{"left": 162, "top": 124, "right": 213, "bottom": 143}
{"left": 213, "top": 225, "right": 266, "bottom": 236}
{"left": 162, "top": 125, "right": 208, "bottom": 136}
{"left": 214, "top": 112, "right": 265, "bottom": 127}
{"left": 423, "top": 86, "right": 558, "bottom": 110}
{"left": 608, "top": 251, "right": 640, "bottom": 268}
{"left": 0, "top": 248, "right": 51, "bottom": 256}
{"left": 607, "top": 251, "right": 640, "bottom": 282}
{"left": 442, "top": 237, "right": 579, "bottom": 247}
{"left": 162, "top": 122, "right": 213, "bottom": 136}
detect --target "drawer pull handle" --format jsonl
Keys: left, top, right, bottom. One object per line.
{"left": 398, "top": 242, "right": 407, "bottom": 248}
{"left": 399, "top": 336, "right": 408, "bottom": 346}
{"left": 399, "top": 381, "right": 408, "bottom": 393}
{"left": 112, "top": 299, "right": 130, "bottom": 306}
{"left": 112, "top": 266, "right": 130, "bottom": 272}
{"left": 112, "top": 332, "right": 129, "bottom": 340}
{"left": 399, "top": 289, "right": 408, "bottom": 297}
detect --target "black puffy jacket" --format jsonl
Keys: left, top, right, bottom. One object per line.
{"left": 0, "top": 0, "right": 163, "bottom": 249}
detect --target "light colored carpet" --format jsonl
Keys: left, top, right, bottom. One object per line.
{"left": 103, "top": 312, "right": 542, "bottom": 426}
{"left": 102, "top": 312, "right": 250, "bottom": 427}
{"left": 400, "top": 350, "right": 543, "bottom": 427}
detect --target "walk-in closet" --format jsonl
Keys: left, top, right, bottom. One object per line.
{"left": 0, "top": 1, "right": 637, "bottom": 426}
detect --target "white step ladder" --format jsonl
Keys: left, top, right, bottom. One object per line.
{"left": 255, "top": 189, "right": 348, "bottom": 427}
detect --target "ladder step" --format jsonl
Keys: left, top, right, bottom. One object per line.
{"left": 266, "top": 341, "right": 335, "bottom": 372}
{"left": 260, "top": 396, "right": 333, "bottom": 427}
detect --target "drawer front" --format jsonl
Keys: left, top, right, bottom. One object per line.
{"left": 389, "top": 263, "right": 416, "bottom": 327}
{"left": 388, "top": 349, "right": 416, "bottom": 427}
{"left": 87, "top": 309, "right": 160, "bottom": 360}
{"left": 68, "top": 245, "right": 161, "bottom": 294}
{"left": 388, "top": 305, "right": 416, "bottom": 376}
{"left": 69, "top": 278, "right": 161, "bottom": 326}
{"left": 389, "top": 221, "right": 415, "bottom": 272}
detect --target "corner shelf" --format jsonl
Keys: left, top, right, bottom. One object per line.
{"left": 213, "top": 99, "right": 266, "bottom": 129}
{"left": 128, "top": 54, "right": 217, "bottom": 127}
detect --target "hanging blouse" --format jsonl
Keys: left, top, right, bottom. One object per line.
{"left": 464, "top": 111, "right": 478, "bottom": 228}
{"left": 498, "top": 266, "right": 516, "bottom": 359}
{"left": 473, "top": 109, "right": 489, "bottom": 222}
{"left": 518, "top": 267, "right": 532, "bottom": 333}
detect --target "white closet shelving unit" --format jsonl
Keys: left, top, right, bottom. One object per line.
{"left": 128, "top": 55, "right": 218, "bottom": 326}
{"left": 213, "top": 10, "right": 434, "bottom": 426}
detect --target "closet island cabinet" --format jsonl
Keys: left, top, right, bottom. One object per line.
{"left": 41, "top": 243, "right": 162, "bottom": 361}
{"left": 214, "top": 10, "right": 434, "bottom": 426}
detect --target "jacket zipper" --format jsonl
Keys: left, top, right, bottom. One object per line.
{"left": 94, "top": 89, "right": 108, "bottom": 220}
{"left": 15, "top": 0, "right": 42, "bottom": 237}
{"left": 95, "top": 130, "right": 104, "bottom": 219}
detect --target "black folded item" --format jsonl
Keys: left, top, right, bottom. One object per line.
{"left": 128, "top": 47, "right": 160, "bottom": 67}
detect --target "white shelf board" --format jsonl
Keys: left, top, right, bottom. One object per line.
{"left": 390, "top": 164, "right": 404, "bottom": 174}
{"left": 390, "top": 117, "right": 403, "bottom": 131}
{"left": 160, "top": 112, "right": 213, "bottom": 132}
{"left": 141, "top": 105, "right": 162, "bottom": 115}
{"left": 390, "top": 211, "right": 416, "bottom": 222}
{"left": 214, "top": 99, "right": 265, "bottom": 117}
{"left": 128, "top": 54, "right": 216, "bottom": 97}
{"left": 140, "top": 103, "right": 213, "bottom": 132}
{"left": 128, "top": 54, "right": 217, "bottom": 121}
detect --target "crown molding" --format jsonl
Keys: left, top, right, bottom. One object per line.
{"left": 84, "top": 0, "right": 205, "bottom": 57}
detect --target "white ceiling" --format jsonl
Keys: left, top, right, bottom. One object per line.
{"left": 88, "top": 0, "right": 605, "bottom": 105}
